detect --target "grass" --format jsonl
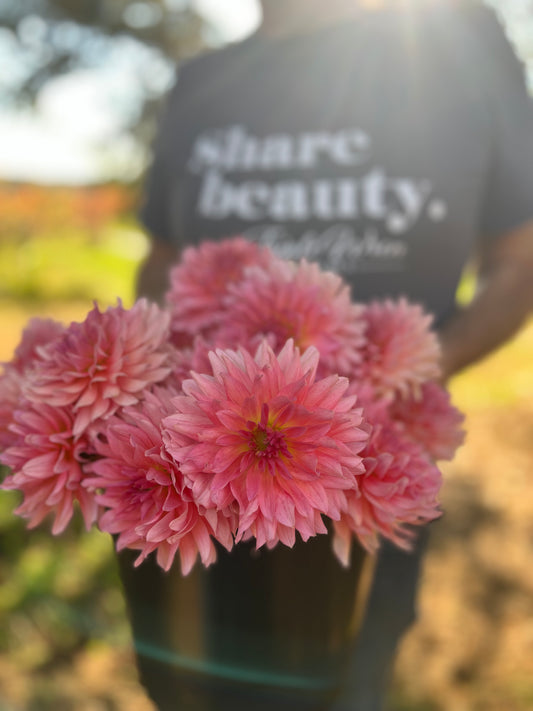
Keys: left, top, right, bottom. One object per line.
{"left": 0, "top": 223, "right": 149, "bottom": 362}
{"left": 2, "top": 223, "right": 147, "bottom": 304}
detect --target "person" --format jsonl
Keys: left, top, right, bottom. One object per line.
{"left": 135, "top": 0, "right": 533, "bottom": 709}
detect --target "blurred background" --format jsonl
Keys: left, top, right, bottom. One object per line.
{"left": 0, "top": 1, "right": 532, "bottom": 709}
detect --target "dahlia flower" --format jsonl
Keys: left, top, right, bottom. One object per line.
{"left": 0, "top": 369, "right": 23, "bottom": 450}
{"left": 0, "top": 238, "right": 459, "bottom": 571}
{"left": 166, "top": 337, "right": 218, "bottom": 389}
{"left": 219, "top": 258, "right": 366, "bottom": 377}
{"left": 10, "top": 317, "right": 65, "bottom": 372}
{"left": 163, "top": 340, "right": 368, "bottom": 550}
{"left": 166, "top": 237, "right": 274, "bottom": 341}
{"left": 24, "top": 300, "right": 173, "bottom": 437}
{"left": 390, "top": 382, "right": 465, "bottom": 461}
{"left": 333, "top": 408, "right": 442, "bottom": 563}
{"left": 0, "top": 317, "right": 66, "bottom": 451}
{"left": 355, "top": 298, "right": 441, "bottom": 397}
{"left": 0, "top": 402, "right": 98, "bottom": 534}
{"left": 85, "top": 387, "right": 234, "bottom": 574}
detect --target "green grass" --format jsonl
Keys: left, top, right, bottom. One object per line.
{"left": 2, "top": 222, "right": 148, "bottom": 307}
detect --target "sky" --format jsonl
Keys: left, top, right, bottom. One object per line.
{"left": 0, "top": 0, "right": 261, "bottom": 184}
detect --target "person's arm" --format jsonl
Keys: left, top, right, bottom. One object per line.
{"left": 435, "top": 2, "right": 533, "bottom": 382}
{"left": 438, "top": 218, "right": 533, "bottom": 380}
{"left": 136, "top": 239, "right": 181, "bottom": 304}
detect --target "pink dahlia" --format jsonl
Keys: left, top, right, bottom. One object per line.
{"left": 0, "top": 402, "right": 98, "bottom": 534}
{"left": 166, "top": 337, "right": 218, "bottom": 389}
{"left": 390, "top": 382, "right": 465, "bottom": 461}
{"left": 219, "top": 258, "right": 366, "bottom": 377}
{"left": 0, "top": 369, "right": 22, "bottom": 450}
{"left": 333, "top": 413, "right": 442, "bottom": 563}
{"left": 163, "top": 340, "right": 368, "bottom": 550}
{"left": 166, "top": 237, "right": 274, "bottom": 341}
{"left": 355, "top": 298, "right": 441, "bottom": 397}
{"left": 85, "top": 387, "right": 234, "bottom": 574}
{"left": 10, "top": 317, "right": 65, "bottom": 372}
{"left": 24, "top": 300, "right": 173, "bottom": 437}
{"left": 0, "top": 317, "right": 66, "bottom": 451}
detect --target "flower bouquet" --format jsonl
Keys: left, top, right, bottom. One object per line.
{"left": 0, "top": 237, "right": 464, "bottom": 710}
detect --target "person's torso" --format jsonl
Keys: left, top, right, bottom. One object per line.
{"left": 164, "top": 6, "right": 492, "bottom": 323}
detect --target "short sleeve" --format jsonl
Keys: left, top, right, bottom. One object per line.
{"left": 139, "top": 71, "right": 184, "bottom": 245}
{"left": 467, "top": 3, "right": 533, "bottom": 239}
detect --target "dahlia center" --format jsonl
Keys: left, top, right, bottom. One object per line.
{"left": 250, "top": 424, "right": 290, "bottom": 459}
{"left": 262, "top": 312, "right": 302, "bottom": 348}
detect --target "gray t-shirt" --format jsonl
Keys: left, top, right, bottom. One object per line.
{"left": 141, "top": 0, "right": 533, "bottom": 327}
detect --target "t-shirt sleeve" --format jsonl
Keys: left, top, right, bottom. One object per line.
{"left": 469, "top": 3, "right": 533, "bottom": 240}
{"left": 139, "top": 71, "right": 184, "bottom": 245}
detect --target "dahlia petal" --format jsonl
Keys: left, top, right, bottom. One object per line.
{"left": 112, "top": 392, "right": 140, "bottom": 407}
{"left": 146, "top": 512, "right": 181, "bottom": 543}
{"left": 274, "top": 495, "right": 296, "bottom": 527}
{"left": 52, "top": 500, "right": 77, "bottom": 535}
{"left": 76, "top": 388, "right": 99, "bottom": 408}
{"left": 72, "top": 408, "right": 99, "bottom": 438}
{"left": 277, "top": 524, "right": 296, "bottom": 548}
{"left": 332, "top": 520, "right": 353, "bottom": 567}
{"left": 19, "top": 452, "right": 59, "bottom": 478}
{"left": 156, "top": 542, "right": 180, "bottom": 572}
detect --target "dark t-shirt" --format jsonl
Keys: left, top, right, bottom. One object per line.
{"left": 138, "top": 4, "right": 533, "bottom": 700}
{"left": 141, "top": 1, "right": 533, "bottom": 325}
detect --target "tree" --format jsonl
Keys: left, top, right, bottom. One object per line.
{"left": 0, "top": 0, "right": 214, "bottom": 145}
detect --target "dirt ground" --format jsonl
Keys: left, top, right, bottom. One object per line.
{"left": 391, "top": 396, "right": 533, "bottom": 711}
